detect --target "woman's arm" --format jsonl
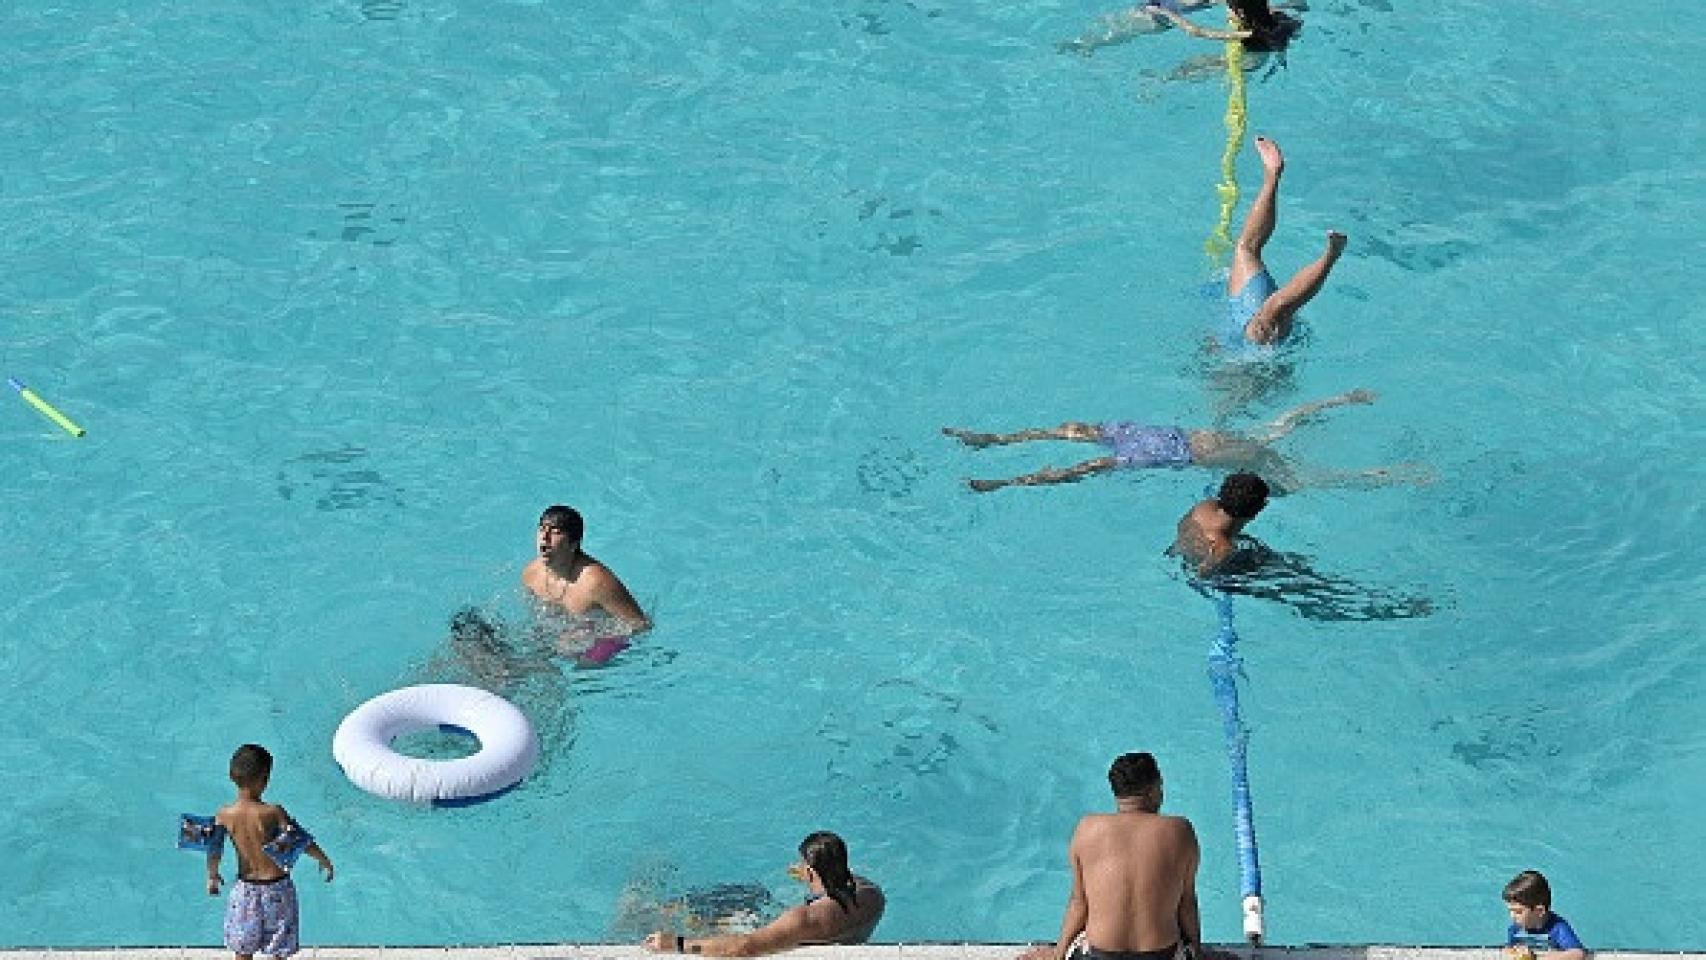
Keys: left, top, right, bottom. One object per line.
{"left": 646, "top": 903, "right": 830, "bottom": 957}
{"left": 1146, "top": 5, "right": 1252, "bottom": 41}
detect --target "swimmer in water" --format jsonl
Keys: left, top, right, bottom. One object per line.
{"left": 521, "top": 504, "right": 650, "bottom": 664}
{"left": 1059, "top": 0, "right": 1302, "bottom": 58}
{"left": 1173, "top": 474, "right": 1434, "bottom": 619}
{"left": 944, "top": 389, "right": 1429, "bottom": 495}
{"left": 642, "top": 832, "right": 885, "bottom": 956}
{"left": 1216, "top": 136, "right": 1345, "bottom": 350}
{"left": 1173, "top": 472, "right": 1270, "bottom": 576}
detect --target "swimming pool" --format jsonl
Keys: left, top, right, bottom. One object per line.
{"left": 2, "top": 0, "right": 1703, "bottom": 948}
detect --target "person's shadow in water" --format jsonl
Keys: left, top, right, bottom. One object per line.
{"left": 1191, "top": 537, "right": 1434, "bottom": 621}
{"left": 413, "top": 607, "right": 578, "bottom": 766}
{"left": 427, "top": 607, "right": 565, "bottom": 692}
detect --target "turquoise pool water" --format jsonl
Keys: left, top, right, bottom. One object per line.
{"left": 2, "top": 0, "right": 1703, "bottom": 949}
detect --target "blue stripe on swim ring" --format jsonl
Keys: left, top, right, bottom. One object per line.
{"left": 431, "top": 779, "right": 524, "bottom": 808}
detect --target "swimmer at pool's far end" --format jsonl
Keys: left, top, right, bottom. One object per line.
{"left": 1058, "top": 0, "right": 1303, "bottom": 57}
{"left": 1146, "top": 0, "right": 1301, "bottom": 52}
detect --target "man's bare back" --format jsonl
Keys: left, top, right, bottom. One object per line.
{"left": 1172, "top": 501, "right": 1237, "bottom": 577}
{"left": 1031, "top": 754, "right": 1205, "bottom": 960}
{"left": 1073, "top": 811, "right": 1200, "bottom": 954}
{"left": 1171, "top": 474, "right": 1269, "bottom": 578}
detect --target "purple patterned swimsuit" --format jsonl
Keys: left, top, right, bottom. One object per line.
{"left": 1098, "top": 422, "right": 1194, "bottom": 469}
{"left": 224, "top": 876, "right": 300, "bottom": 958}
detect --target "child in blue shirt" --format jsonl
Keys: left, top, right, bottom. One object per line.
{"left": 1504, "top": 870, "right": 1586, "bottom": 960}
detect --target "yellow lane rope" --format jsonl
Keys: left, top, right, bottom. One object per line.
{"left": 1203, "top": 30, "right": 1248, "bottom": 266}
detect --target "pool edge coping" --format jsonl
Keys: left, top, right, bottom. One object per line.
{"left": 1, "top": 948, "right": 1700, "bottom": 960}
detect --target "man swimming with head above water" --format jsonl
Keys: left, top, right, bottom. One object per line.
{"left": 522, "top": 504, "right": 650, "bottom": 664}
{"left": 1173, "top": 472, "right": 1271, "bottom": 577}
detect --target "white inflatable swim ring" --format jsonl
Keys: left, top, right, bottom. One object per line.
{"left": 332, "top": 684, "right": 539, "bottom": 806}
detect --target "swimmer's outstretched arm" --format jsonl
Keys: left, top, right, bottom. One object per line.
{"left": 1056, "top": 1, "right": 1223, "bottom": 55}
{"left": 1287, "top": 462, "right": 1435, "bottom": 491}
{"left": 1146, "top": 5, "right": 1251, "bottom": 41}
{"left": 943, "top": 423, "right": 1102, "bottom": 448}
{"left": 1253, "top": 389, "right": 1376, "bottom": 445}
{"left": 644, "top": 900, "right": 827, "bottom": 956}
{"left": 1164, "top": 52, "right": 1238, "bottom": 83}
{"left": 968, "top": 457, "right": 1121, "bottom": 493}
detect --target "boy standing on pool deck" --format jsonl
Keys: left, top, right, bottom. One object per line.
{"left": 1504, "top": 871, "right": 1586, "bottom": 960}
{"left": 201, "top": 744, "right": 334, "bottom": 960}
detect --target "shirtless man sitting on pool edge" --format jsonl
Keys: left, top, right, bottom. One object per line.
{"left": 1021, "top": 753, "right": 1217, "bottom": 960}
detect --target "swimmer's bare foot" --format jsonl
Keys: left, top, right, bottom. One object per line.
{"left": 943, "top": 427, "right": 999, "bottom": 448}
{"left": 968, "top": 478, "right": 1006, "bottom": 493}
{"left": 1326, "top": 230, "right": 1348, "bottom": 256}
{"left": 1342, "top": 388, "right": 1376, "bottom": 405}
{"left": 1254, "top": 135, "right": 1284, "bottom": 174}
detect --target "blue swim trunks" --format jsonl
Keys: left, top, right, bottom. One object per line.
{"left": 224, "top": 876, "right": 300, "bottom": 958}
{"left": 1098, "top": 422, "right": 1194, "bottom": 468}
{"left": 1223, "top": 269, "right": 1278, "bottom": 348}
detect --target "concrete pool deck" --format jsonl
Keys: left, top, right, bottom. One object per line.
{"left": 1, "top": 948, "right": 1698, "bottom": 960}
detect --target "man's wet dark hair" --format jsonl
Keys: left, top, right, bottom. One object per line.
{"left": 1503, "top": 870, "right": 1552, "bottom": 909}
{"left": 1108, "top": 752, "right": 1162, "bottom": 800}
{"left": 538, "top": 505, "right": 584, "bottom": 540}
{"left": 1217, "top": 473, "right": 1270, "bottom": 520}
{"left": 799, "top": 831, "right": 859, "bottom": 913}
{"left": 229, "top": 743, "right": 273, "bottom": 786}
{"left": 1229, "top": 0, "right": 1300, "bottom": 52}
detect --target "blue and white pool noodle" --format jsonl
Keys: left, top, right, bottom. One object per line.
{"left": 1209, "top": 592, "right": 1264, "bottom": 942}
